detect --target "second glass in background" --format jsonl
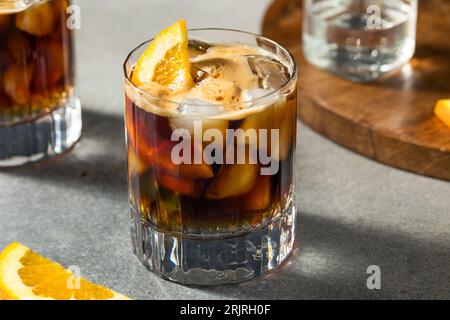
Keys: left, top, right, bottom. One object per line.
{"left": 0, "top": 0, "right": 81, "bottom": 166}
{"left": 303, "top": 0, "right": 418, "bottom": 82}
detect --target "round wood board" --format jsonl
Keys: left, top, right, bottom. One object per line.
{"left": 262, "top": 0, "right": 450, "bottom": 181}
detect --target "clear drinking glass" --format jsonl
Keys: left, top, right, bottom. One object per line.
{"left": 0, "top": 0, "right": 81, "bottom": 166}
{"left": 124, "top": 29, "right": 298, "bottom": 285}
{"left": 303, "top": 0, "right": 418, "bottom": 82}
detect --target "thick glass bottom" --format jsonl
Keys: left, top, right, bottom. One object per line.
{"left": 130, "top": 203, "right": 296, "bottom": 286}
{"left": 0, "top": 97, "right": 82, "bottom": 167}
{"left": 303, "top": 39, "right": 416, "bottom": 82}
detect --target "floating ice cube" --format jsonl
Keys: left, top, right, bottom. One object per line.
{"left": 191, "top": 57, "right": 233, "bottom": 80}
{"left": 177, "top": 98, "right": 225, "bottom": 116}
{"left": 15, "top": 2, "right": 55, "bottom": 37}
{"left": 170, "top": 98, "right": 229, "bottom": 142}
{"left": 242, "top": 88, "right": 272, "bottom": 101}
{"left": 247, "top": 55, "right": 289, "bottom": 90}
{"left": 205, "top": 163, "right": 259, "bottom": 199}
{"left": 188, "top": 39, "right": 212, "bottom": 55}
{"left": 241, "top": 88, "right": 282, "bottom": 107}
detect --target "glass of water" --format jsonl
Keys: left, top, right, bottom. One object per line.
{"left": 303, "top": 0, "right": 418, "bottom": 82}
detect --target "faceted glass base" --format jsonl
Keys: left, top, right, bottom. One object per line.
{"left": 130, "top": 203, "right": 296, "bottom": 286}
{"left": 0, "top": 97, "right": 82, "bottom": 167}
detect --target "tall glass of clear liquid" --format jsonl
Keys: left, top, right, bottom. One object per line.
{"left": 303, "top": 0, "right": 418, "bottom": 82}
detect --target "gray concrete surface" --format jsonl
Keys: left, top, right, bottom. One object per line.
{"left": 1, "top": 0, "right": 449, "bottom": 300}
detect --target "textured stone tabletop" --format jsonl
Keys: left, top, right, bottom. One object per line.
{"left": 1, "top": 0, "right": 449, "bottom": 300}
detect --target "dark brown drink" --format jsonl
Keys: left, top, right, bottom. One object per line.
{"left": 0, "top": 0, "right": 74, "bottom": 122}
{"left": 124, "top": 28, "right": 297, "bottom": 285}
{"left": 125, "top": 89, "right": 296, "bottom": 235}
{"left": 0, "top": 0, "right": 80, "bottom": 166}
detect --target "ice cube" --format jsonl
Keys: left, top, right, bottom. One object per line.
{"left": 239, "top": 96, "right": 289, "bottom": 158}
{"left": 241, "top": 88, "right": 272, "bottom": 102}
{"left": 241, "top": 89, "right": 283, "bottom": 108}
{"left": 170, "top": 99, "right": 229, "bottom": 145}
{"left": 188, "top": 39, "right": 212, "bottom": 55}
{"left": 241, "top": 175, "right": 271, "bottom": 211}
{"left": 3, "top": 64, "right": 34, "bottom": 104}
{"left": 191, "top": 57, "right": 232, "bottom": 79}
{"left": 188, "top": 39, "right": 212, "bottom": 61}
{"left": 177, "top": 98, "right": 225, "bottom": 116}
{"left": 247, "top": 55, "right": 289, "bottom": 90}
{"left": 158, "top": 173, "right": 199, "bottom": 198}
{"left": 205, "top": 163, "right": 259, "bottom": 199}
{"left": 15, "top": 2, "right": 55, "bottom": 37}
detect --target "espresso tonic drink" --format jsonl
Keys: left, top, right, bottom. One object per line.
{"left": 124, "top": 22, "right": 297, "bottom": 285}
{"left": 0, "top": 0, "right": 81, "bottom": 166}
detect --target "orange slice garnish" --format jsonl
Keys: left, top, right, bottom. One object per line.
{"left": 435, "top": 99, "right": 450, "bottom": 128}
{"left": 132, "top": 20, "right": 193, "bottom": 92}
{"left": 0, "top": 242, "right": 130, "bottom": 300}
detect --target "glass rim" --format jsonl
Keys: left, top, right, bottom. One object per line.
{"left": 123, "top": 28, "right": 297, "bottom": 108}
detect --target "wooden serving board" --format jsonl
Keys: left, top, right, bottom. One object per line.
{"left": 262, "top": 0, "right": 450, "bottom": 181}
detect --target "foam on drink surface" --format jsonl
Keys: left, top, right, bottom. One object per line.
{"left": 126, "top": 42, "right": 294, "bottom": 120}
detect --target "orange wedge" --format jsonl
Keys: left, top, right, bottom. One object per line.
{"left": 434, "top": 99, "right": 450, "bottom": 128}
{"left": 158, "top": 173, "right": 199, "bottom": 197}
{"left": 0, "top": 242, "right": 130, "bottom": 300}
{"left": 205, "top": 163, "right": 259, "bottom": 199}
{"left": 132, "top": 20, "right": 193, "bottom": 92}
{"left": 241, "top": 175, "right": 272, "bottom": 211}
{"left": 143, "top": 141, "right": 214, "bottom": 179}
